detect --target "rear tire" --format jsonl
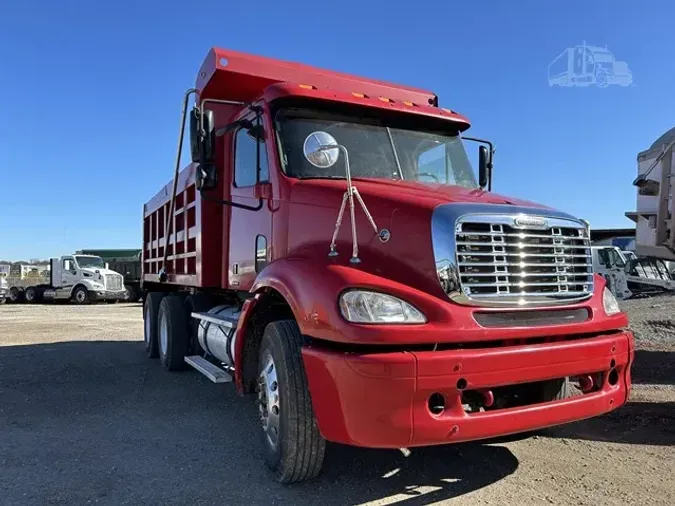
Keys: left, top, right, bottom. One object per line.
{"left": 144, "top": 292, "right": 164, "bottom": 359}
{"left": 125, "top": 284, "right": 140, "bottom": 303}
{"left": 158, "top": 295, "right": 190, "bottom": 371}
{"left": 257, "top": 320, "right": 326, "bottom": 483}
{"left": 24, "top": 286, "right": 39, "bottom": 303}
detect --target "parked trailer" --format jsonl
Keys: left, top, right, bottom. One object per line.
{"left": 142, "top": 47, "right": 634, "bottom": 483}
{"left": 6, "top": 255, "right": 126, "bottom": 304}
{"left": 77, "top": 249, "right": 143, "bottom": 302}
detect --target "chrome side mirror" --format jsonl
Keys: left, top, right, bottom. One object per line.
{"left": 303, "top": 131, "right": 340, "bottom": 168}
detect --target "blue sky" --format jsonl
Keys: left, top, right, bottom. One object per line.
{"left": 1, "top": 0, "right": 673, "bottom": 260}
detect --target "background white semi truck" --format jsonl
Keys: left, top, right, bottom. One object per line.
{"left": 5, "top": 254, "right": 126, "bottom": 304}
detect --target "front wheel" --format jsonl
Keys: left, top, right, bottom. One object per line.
{"left": 257, "top": 320, "right": 326, "bottom": 484}
{"left": 72, "top": 286, "right": 89, "bottom": 305}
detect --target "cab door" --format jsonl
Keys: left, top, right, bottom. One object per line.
{"left": 61, "top": 256, "right": 79, "bottom": 289}
{"left": 227, "top": 114, "right": 273, "bottom": 290}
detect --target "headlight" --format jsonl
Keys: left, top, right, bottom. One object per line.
{"left": 339, "top": 290, "right": 426, "bottom": 324}
{"left": 602, "top": 287, "right": 621, "bottom": 316}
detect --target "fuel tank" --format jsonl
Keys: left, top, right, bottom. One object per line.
{"left": 197, "top": 305, "right": 241, "bottom": 367}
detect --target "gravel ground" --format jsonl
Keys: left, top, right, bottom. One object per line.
{"left": 0, "top": 301, "right": 673, "bottom": 506}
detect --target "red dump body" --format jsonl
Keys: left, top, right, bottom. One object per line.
{"left": 142, "top": 47, "right": 633, "bottom": 451}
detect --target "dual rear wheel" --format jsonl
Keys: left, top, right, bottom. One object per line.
{"left": 142, "top": 292, "right": 326, "bottom": 483}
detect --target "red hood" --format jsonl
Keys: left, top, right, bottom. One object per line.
{"left": 288, "top": 177, "right": 552, "bottom": 211}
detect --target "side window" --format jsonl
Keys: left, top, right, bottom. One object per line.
{"left": 234, "top": 125, "right": 269, "bottom": 187}
{"left": 63, "top": 258, "right": 74, "bottom": 271}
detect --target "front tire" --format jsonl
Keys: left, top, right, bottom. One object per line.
{"left": 257, "top": 320, "right": 326, "bottom": 484}
{"left": 144, "top": 292, "right": 164, "bottom": 359}
{"left": 72, "top": 286, "right": 89, "bottom": 305}
{"left": 158, "top": 295, "right": 190, "bottom": 371}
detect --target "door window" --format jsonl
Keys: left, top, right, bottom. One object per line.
{"left": 63, "top": 258, "right": 75, "bottom": 271}
{"left": 234, "top": 124, "right": 269, "bottom": 187}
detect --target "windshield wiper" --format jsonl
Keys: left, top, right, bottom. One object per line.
{"left": 386, "top": 127, "right": 404, "bottom": 179}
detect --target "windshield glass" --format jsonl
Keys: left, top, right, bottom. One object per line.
{"left": 275, "top": 108, "right": 477, "bottom": 188}
{"left": 598, "top": 248, "right": 626, "bottom": 268}
{"left": 75, "top": 256, "right": 105, "bottom": 269}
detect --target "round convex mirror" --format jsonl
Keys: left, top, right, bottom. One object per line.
{"left": 303, "top": 131, "right": 340, "bottom": 168}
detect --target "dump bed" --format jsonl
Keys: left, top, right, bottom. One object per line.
{"left": 143, "top": 164, "right": 225, "bottom": 288}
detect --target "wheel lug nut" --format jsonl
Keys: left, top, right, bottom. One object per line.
{"left": 272, "top": 406, "right": 279, "bottom": 415}
{"left": 271, "top": 381, "right": 278, "bottom": 391}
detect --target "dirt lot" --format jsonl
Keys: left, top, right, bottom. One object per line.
{"left": 1, "top": 301, "right": 673, "bottom": 506}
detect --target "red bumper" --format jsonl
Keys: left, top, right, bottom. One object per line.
{"left": 302, "top": 331, "right": 634, "bottom": 448}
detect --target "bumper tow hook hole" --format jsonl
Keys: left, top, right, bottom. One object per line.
{"left": 610, "top": 359, "right": 616, "bottom": 369}
{"left": 456, "top": 378, "right": 467, "bottom": 390}
{"left": 608, "top": 368, "right": 619, "bottom": 386}
{"left": 428, "top": 393, "right": 446, "bottom": 415}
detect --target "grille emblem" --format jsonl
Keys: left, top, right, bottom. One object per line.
{"left": 513, "top": 216, "right": 549, "bottom": 229}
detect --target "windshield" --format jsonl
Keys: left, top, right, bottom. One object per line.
{"left": 275, "top": 108, "right": 477, "bottom": 188}
{"left": 75, "top": 256, "right": 105, "bottom": 269}
{"left": 598, "top": 248, "right": 626, "bottom": 268}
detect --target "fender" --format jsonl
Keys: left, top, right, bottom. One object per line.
{"left": 69, "top": 280, "right": 97, "bottom": 297}
{"left": 233, "top": 293, "right": 261, "bottom": 393}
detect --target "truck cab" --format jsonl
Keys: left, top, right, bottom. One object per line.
{"left": 141, "top": 47, "right": 634, "bottom": 484}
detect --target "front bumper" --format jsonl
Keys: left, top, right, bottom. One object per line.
{"left": 302, "top": 330, "right": 634, "bottom": 448}
{"left": 89, "top": 289, "right": 126, "bottom": 301}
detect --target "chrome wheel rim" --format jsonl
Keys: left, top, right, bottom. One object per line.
{"left": 76, "top": 290, "right": 85, "bottom": 303}
{"left": 144, "top": 304, "right": 151, "bottom": 345}
{"left": 257, "top": 352, "right": 280, "bottom": 450}
{"left": 159, "top": 309, "right": 168, "bottom": 356}
{"left": 26, "top": 290, "right": 34, "bottom": 301}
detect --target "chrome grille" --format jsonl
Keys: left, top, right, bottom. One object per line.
{"left": 105, "top": 274, "right": 123, "bottom": 291}
{"left": 455, "top": 215, "right": 593, "bottom": 303}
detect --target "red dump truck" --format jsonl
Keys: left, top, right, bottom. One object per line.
{"left": 142, "top": 47, "right": 634, "bottom": 483}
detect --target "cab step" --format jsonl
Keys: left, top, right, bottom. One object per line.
{"left": 184, "top": 355, "right": 233, "bottom": 383}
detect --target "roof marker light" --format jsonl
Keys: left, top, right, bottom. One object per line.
{"left": 378, "top": 96, "right": 392, "bottom": 103}
{"left": 352, "top": 92, "right": 366, "bottom": 98}
{"left": 403, "top": 101, "right": 415, "bottom": 107}
{"left": 299, "top": 84, "right": 316, "bottom": 90}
